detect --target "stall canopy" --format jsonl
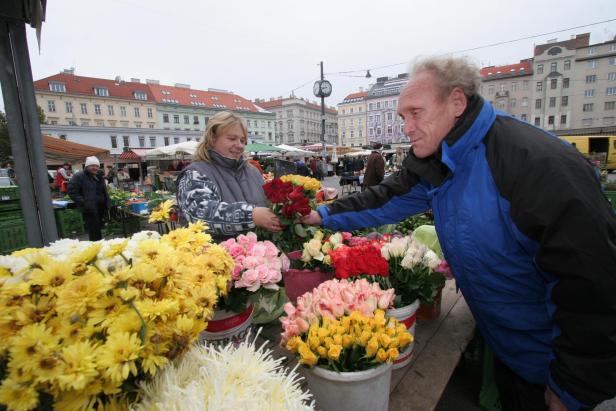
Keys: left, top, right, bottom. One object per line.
{"left": 118, "top": 148, "right": 151, "bottom": 162}
{"left": 245, "top": 142, "right": 283, "bottom": 153}
{"left": 43, "top": 135, "right": 111, "bottom": 164}
{"left": 143, "top": 141, "right": 198, "bottom": 158}
{"left": 275, "top": 144, "right": 314, "bottom": 155}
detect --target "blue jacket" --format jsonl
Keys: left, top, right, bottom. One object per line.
{"left": 319, "top": 96, "right": 616, "bottom": 410}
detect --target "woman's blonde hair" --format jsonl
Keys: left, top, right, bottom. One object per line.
{"left": 195, "top": 111, "right": 248, "bottom": 162}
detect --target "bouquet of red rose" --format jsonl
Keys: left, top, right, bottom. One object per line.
{"left": 328, "top": 241, "right": 389, "bottom": 279}
{"left": 262, "top": 176, "right": 319, "bottom": 254}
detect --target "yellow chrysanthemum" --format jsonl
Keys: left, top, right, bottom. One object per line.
{"left": 105, "top": 239, "right": 129, "bottom": 258}
{"left": 140, "top": 345, "right": 169, "bottom": 376}
{"left": 10, "top": 248, "right": 38, "bottom": 257}
{"left": 97, "top": 332, "right": 142, "bottom": 385}
{"left": 55, "top": 270, "right": 106, "bottom": 317}
{"left": 9, "top": 323, "right": 59, "bottom": 374}
{"left": 105, "top": 310, "right": 142, "bottom": 335}
{"left": 135, "top": 298, "right": 178, "bottom": 321}
{"left": 0, "top": 378, "right": 39, "bottom": 411}
{"left": 148, "top": 199, "right": 174, "bottom": 223}
{"left": 29, "top": 260, "right": 73, "bottom": 292}
{"left": 71, "top": 243, "right": 102, "bottom": 265}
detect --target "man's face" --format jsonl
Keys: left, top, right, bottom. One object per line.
{"left": 86, "top": 165, "right": 99, "bottom": 174}
{"left": 397, "top": 71, "right": 466, "bottom": 158}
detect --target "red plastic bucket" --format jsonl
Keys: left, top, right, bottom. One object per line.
{"left": 199, "top": 304, "right": 253, "bottom": 346}
{"left": 282, "top": 269, "right": 334, "bottom": 304}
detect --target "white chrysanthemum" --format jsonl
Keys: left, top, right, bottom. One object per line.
{"left": 124, "top": 231, "right": 161, "bottom": 260}
{"left": 0, "top": 255, "right": 29, "bottom": 275}
{"left": 135, "top": 331, "right": 315, "bottom": 411}
{"left": 46, "top": 238, "right": 90, "bottom": 260}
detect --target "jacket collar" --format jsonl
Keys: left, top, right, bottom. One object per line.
{"left": 209, "top": 150, "right": 246, "bottom": 171}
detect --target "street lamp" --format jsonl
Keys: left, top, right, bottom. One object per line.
{"left": 313, "top": 61, "right": 332, "bottom": 160}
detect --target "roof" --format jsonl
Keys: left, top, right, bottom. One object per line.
{"left": 534, "top": 33, "right": 590, "bottom": 56}
{"left": 480, "top": 61, "right": 533, "bottom": 80}
{"left": 341, "top": 91, "right": 368, "bottom": 103}
{"left": 42, "top": 135, "right": 110, "bottom": 163}
{"left": 147, "top": 83, "right": 261, "bottom": 113}
{"left": 34, "top": 73, "right": 155, "bottom": 102}
{"left": 256, "top": 98, "right": 337, "bottom": 115}
{"left": 118, "top": 148, "right": 152, "bottom": 161}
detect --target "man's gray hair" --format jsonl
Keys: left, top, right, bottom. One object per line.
{"left": 410, "top": 56, "right": 481, "bottom": 99}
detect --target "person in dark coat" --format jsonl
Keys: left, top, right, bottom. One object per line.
{"left": 363, "top": 143, "right": 385, "bottom": 187}
{"left": 68, "top": 156, "right": 110, "bottom": 241}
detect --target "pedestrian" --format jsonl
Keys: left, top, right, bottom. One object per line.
{"left": 68, "top": 156, "right": 110, "bottom": 241}
{"left": 303, "top": 55, "right": 616, "bottom": 411}
{"left": 105, "top": 165, "right": 117, "bottom": 186}
{"left": 363, "top": 142, "right": 385, "bottom": 188}
{"left": 54, "top": 162, "right": 72, "bottom": 193}
{"left": 293, "top": 156, "right": 310, "bottom": 176}
{"left": 249, "top": 155, "right": 264, "bottom": 174}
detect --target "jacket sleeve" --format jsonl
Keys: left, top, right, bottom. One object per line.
{"left": 319, "top": 166, "right": 429, "bottom": 231}
{"left": 487, "top": 125, "right": 616, "bottom": 409}
{"left": 176, "top": 169, "right": 256, "bottom": 236}
{"left": 67, "top": 172, "right": 84, "bottom": 207}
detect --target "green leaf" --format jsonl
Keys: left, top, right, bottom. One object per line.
{"left": 294, "top": 224, "right": 308, "bottom": 237}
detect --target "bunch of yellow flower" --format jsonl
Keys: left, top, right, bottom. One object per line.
{"left": 0, "top": 222, "right": 234, "bottom": 411}
{"left": 285, "top": 309, "right": 413, "bottom": 372}
{"left": 280, "top": 174, "right": 321, "bottom": 194}
{"left": 148, "top": 199, "right": 175, "bottom": 224}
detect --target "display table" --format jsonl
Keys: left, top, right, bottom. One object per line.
{"left": 257, "top": 279, "right": 475, "bottom": 411}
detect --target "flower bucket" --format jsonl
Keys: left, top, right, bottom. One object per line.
{"left": 417, "top": 285, "right": 444, "bottom": 321}
{"left": 199, "top": 304, "right": 253, "bottom": 346}
{"left": 283, "top": 269, "right": 334, "bottom": 304}
{"left": 387, "top": 299, "right": 420, "bottom": 369}
{"left": 304, "top": 363, "right": 393, "bottom": 411}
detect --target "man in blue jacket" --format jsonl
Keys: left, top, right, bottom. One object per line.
{"left": 303, "top": 56, "right": 616, "bottom": 410}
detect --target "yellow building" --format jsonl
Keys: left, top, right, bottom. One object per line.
{"left": 337, "top": 90, "right": 367, "bottom": 147}
{"left": 34, "top": 69, "right": 157, "bottom": 129}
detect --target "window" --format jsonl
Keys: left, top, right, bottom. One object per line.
{"left": 584, "top": 89, "right": 595, "bottom": 98}
{"left": 49, "top": 82, "right": 66, "bottom": 92}
{"left": 387, "top": 125, "right": 392, "bottom": 135}
{"left": 173, "top": 115, "right": 179, "bottom": 124}
{"left": 369, "top": 128, "right": 374, "bottom": 136}
{"left": 376, "top": 102, "right": 381, "bottom": 109}
{"left": 134, "top": 91, "right": 148, "bottom": 100}
{"left": 510, "top": 98, "right": 516, "bottom": 108}
{"left": 164, "top": 137, "right": 169, "bottom": 146}
{"left": 582, "top": 118, "right": 593, "bottom": 126}
{"left": 173, "top": 137, "right": 180, "bottom": 144}
{"left": 560, "top": 115, "right": 567, "bottom": 124}
{"left": 147, "top": 108, "right": 153, "bottom": 118}
{"left": 586, "top": 75, "right": 596, "bottom": 83}
{"left": 550, "top": 78, "right": 557, "bottom": 89}
{"left": 387, "top": 112, "right": 393, "bottom": 121}
{"left": 149, "top": 137, "right": 156, "bottom": 147}
{"left": 521, "top": 97, "right": 528, "bottom": 107}
{"left": 122, "top": 136, "right": 130, "bottom": 147}
{"left": 536, "top": 82, "right": 543, "bottom": 92}
{"left": 537, "top": 64, "right": 543, "bottom": 74}
{"left": 110, "top": 136, "right": 117, "bottom": 148}
{"left": 548, "top": 115, "right": 555, "bottom": 125}
{"left": 609, "top": 57, "right": 616, "bottom": 66}
{"left": 138, "top": 136, "right": 145, "bottom": 148}
{"left": 68, "top": 120, "right": 77, "bottom": 126}
{"left": 488, "top": 85, "right": 494, "bottom": 94}
{"left": 94, "top": 87, "right": 109, "bottom": 97}
{"left": 583, "top": 103, "right": 594, "bottom": 112}
{"left": 588, "top": 47, "right": 597, "bottom": 55}
{"left": 587, "top": 60, "right": 597, "bottom": 69}
{"left": 163, "top": 114, "right": 169, "bottom": 123}
{"left": 193, "top": 115, "right": 199, "bottom": 124}
{"left": 376, "top": 128, "right": 381, "bottom": 135}
{"left": 609, "top": 72, "right": 616, "bottom": 81}
{"left": 523, "top": 80, "right": 529, "bottom": 90}
{"left": 604, "top": 116, "right": 615, "bottom": 125}
{"left": 612, "top": 44, "right": 616, "bottom": 52}
{"left": 511, "top": 82, "right": 518, "bottom": 92}
{"left": 80, "top": 103, "right": 87, "bottom": 114}
{"left": 134, "top": 107, "right": 140, "bottom": 117}
{"left": 606, "top": 87, "right": 616, "bottom": 96}
{"left": 369, "top": 103, "right": 374, "bottom": 110}
{"left": 549, "top": 97, "right": 556, "bottom": 108}
{"left": 550, "top": 62, "right": 557, "bottom": 72}
{"left": 521, "top": 114, "right": 527, "bottom": 121}
{"left": 107, "top": 105, "right": 114, "bottom": 116}
{"left": 564, "top": 60, "right": 571, "bottom": 71}
{"left": 563, "top": 78, "right": 569, "bottom": 88}
{"left": 81, "top": 120, "right": 89, "bottom": 126}
{"left": 561, "top": 96, "right": 568, "bottom": 107}
{"left": 94, "top": 104, "right": 101, "bottom": 115}
{"left": 534, "top": 117, "right": 541, "bottom": 126}
{"left": 65, "top": 102, "right": 73, "bottom": 113}
{"left": 605, "top": 101, "right": 616, "bottom": 110}
{"left": 499, "top": 83, "right": 505, "bottom": 92}
{"left": 535, "top": 99, "right": 542, "bottom": 109}
{"left": 120, "top": 106, "right": 127, "bottom": 117}
{"left": 183, "top": 115, "right": 189, "bottom": 124}
{"left": 47, "top": 100, "right": 56, "bottom": 112}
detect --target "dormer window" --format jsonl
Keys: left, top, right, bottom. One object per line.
{"left": 134, "top": 91, "right": 148, "bottom": 100}
{"left": 94, "top": 87, "right": 109, "bottom": 97}
{"left": 49, "top": 82, "right": 66, "bottom": 92}
{"left": 161, "top": 90, "right": 171, "bottom": 95}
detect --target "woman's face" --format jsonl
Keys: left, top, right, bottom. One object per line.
{"left": 212, "top": 124, "right": 246, "bottom": 160}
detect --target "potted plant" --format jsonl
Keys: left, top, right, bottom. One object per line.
{"left": 280, "top": 279, "right": 412, "bottom": 411}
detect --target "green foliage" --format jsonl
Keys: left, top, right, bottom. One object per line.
{"left": 395, "top": 213, "right": 434, "bottom": 234}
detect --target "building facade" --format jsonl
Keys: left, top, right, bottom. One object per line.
{"left": 337, "top": 90, "right": 367, "bottom": 147}
{"left": 479, "top": 60, "right": 533, "bottom": 122}
{"left": 34, "top": 70, "right": 158, "bottom": 129}
{"left": 255, "top": 97, "right": 338, "bottom": 146}
{"left": 366, "top": 74, "right": 408, "bottom": 145}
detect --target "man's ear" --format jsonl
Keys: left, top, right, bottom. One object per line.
{"left": 450, "top": 88, "right": 467, "bottom": 117}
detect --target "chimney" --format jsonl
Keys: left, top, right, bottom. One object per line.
{"left": 62, "top": 67, "right": 75, "bottom": 75}
{"left": 359, "top": 86, "right": 364, "bottom": 92}
{"left": 174, "top": 83, "right": 190, "bottom": 88}
{"left": 115, "top": 75, "right": 122, "bottom": 83}
{"left": 146, "top": 79, "right": 159, "bottom": 85}
{"left": 130, "top": 78, "right": 141, "bottom": 83}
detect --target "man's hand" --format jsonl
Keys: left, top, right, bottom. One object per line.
{"left": 301, "top": 210, "right": 323, "bottom": 226}
{"left": 545, "top": 387, "right": 569, "bottom": 411}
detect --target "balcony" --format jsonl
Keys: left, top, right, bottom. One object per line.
{"left": 495, "top": 91, "right": 509, "bottom": 98}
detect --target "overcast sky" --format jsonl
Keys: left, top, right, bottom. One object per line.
{"left": 6, "top": 0, "right": 616, "bottom": 109}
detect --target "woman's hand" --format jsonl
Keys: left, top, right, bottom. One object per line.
{"left": 301, "top": 210, "right": 323, "bottom": 226}
{"left": 253, "top": 207, "right": 283, "bottom": 232}
{"left": 544, "top": 388, "right": 569, "bottom": 411}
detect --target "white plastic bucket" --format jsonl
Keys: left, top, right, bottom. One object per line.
{"left": 304, "top": 363, "right": 393, "bottom": 411}
{"left": 387, "top": 299, "right": 420, "bottom": 369}
{"left": 199, "top": 304, "right": 253, "bottom": 346}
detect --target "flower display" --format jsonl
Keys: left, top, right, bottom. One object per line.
{"left": 0, "top": 222, "right": 233, "bottom": 411}
{"left": 328, "top": 241, "right": 389, "bottom": 279}
{"left": 147, "top": 199, "right": 175, "bottom": 224}
{"left": 280, "top": 278, "right": 395, "bottom": 346}
{"left": 135, "top": 332, "right": 314, "bottom": 411}
{"left": 218, "top": 232, "right": 287, "bottom": 317}
{"left": 299, "top": 230, "right": 352, "bottom": 270}
{"left": 285, "top": 309, "right": 413, "bottom": 372}
{"left": 280, "top": 174, "right": 321, "bottom": 193}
